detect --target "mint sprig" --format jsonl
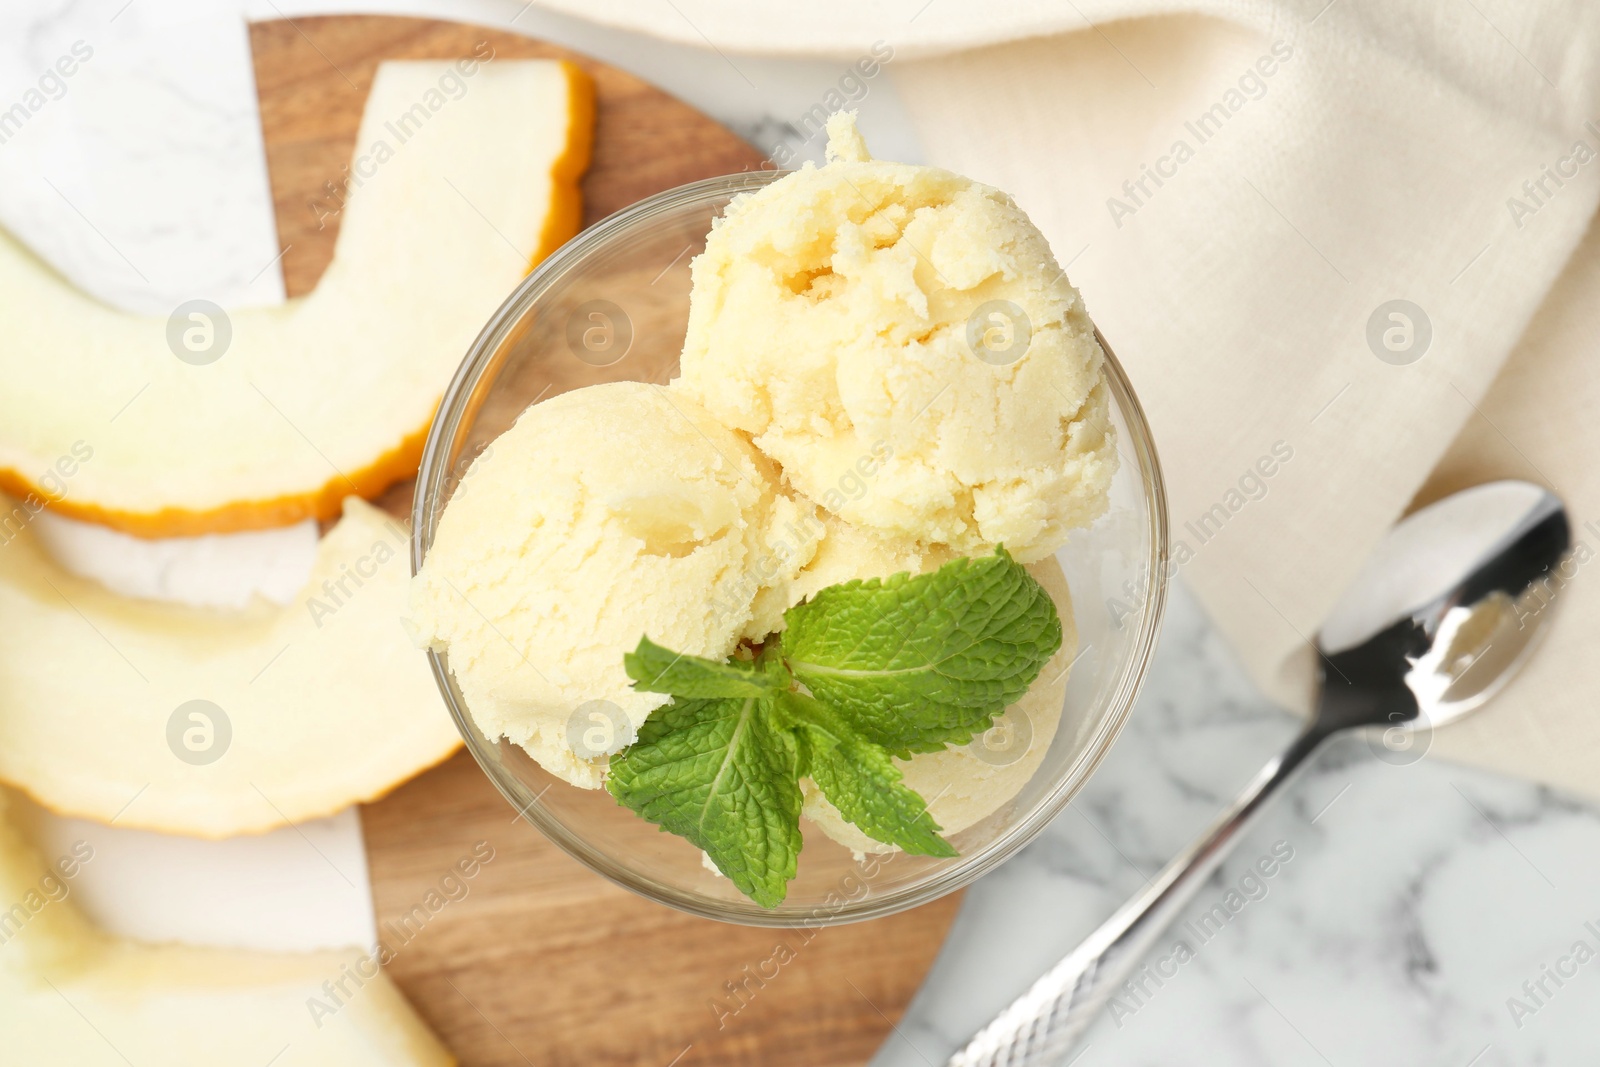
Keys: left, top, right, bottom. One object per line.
{"left": 781, "top": 548, "right": 1062, "bottom": 757}
{"left": 605, "top": 547, "right": 1060, "bottom": 907}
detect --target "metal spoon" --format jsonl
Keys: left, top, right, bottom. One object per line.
{"left": 950, "top": 479, "right": 1571, "bottom": 1066}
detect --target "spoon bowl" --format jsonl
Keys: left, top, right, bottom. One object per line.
{"left": 1318, "top": 480, "right": 1570, "bottom": 742}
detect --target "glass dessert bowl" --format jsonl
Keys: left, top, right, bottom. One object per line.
{"left": 412, "top": 171, "right": 1169, "bottom": 927}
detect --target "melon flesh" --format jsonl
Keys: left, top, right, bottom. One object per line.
{"left": 0, "top": 59, "right": 592, "bottom": 538}
{"left": 0, "top": 495, "right": 461, "bottom": 836}
{"left": 0, "top": 790, "right": 454, "bottom": 1065}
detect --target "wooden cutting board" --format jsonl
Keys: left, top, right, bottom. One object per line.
{"left": 249, "top": 17, "right": 962, "bottom": 1067}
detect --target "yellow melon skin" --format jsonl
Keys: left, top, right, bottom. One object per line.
{"left": 0, "top": 789, "right": 455, "bottom": 1065}
{"left": 0, "top": 59, "right": 593, "bottom": 539}
{"left": 0, "top": 495, "right": 462, "bottom": 837}
{"left": 0, "top": 421, "right": 434, "bottom": 540}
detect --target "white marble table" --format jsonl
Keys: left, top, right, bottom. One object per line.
{"left": 10, "top": 1, "right": 1600, "bottom": 1063}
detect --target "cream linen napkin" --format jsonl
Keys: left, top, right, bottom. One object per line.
{"left": 890, "top": 5, "right": 1600, "bottom": 799}
{"left": 522, "top": 0, "right": 1600, "bottom": 795}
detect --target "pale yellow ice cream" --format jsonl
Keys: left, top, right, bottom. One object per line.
{"left": 785, "top": 513, "right": 949, "bottom": 610}
{"left": 673, "top": 112, "right": 1116, "bottom": 564}
{"left": 408, "top": 381, "right": 814, "bottom": 788}
{"left": 801, "top": 555, "right": 1076, "bottom": 853}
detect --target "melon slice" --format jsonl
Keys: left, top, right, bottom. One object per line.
{"left": 0, "top": 58, "right": 593, "bottom": 538}
{"left": 0, "top": 790, "right": 454, "bottom": 1065}
{"left": 0, "top": 495, "right": 461, "bottom": 836}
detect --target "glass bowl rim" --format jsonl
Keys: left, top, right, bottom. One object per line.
{"left": 411, "top": 170, "right": 1171, "bottom": 927}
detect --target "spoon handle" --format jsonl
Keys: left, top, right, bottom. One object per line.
{"left": 948, "top": 725, "right": 1326, "bottom": 1066}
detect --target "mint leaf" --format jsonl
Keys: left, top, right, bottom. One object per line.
{"left": 625, "top": 636, "right": 785, "bottom": 699}
{"left": 780, "top": 547, "right": 1060, "bottom": 756}
{"left": 606, "top": 695, "right": 801, "bottom": 908}
{"left": 780, "top": 694, "right": 956, "bottom": 858}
